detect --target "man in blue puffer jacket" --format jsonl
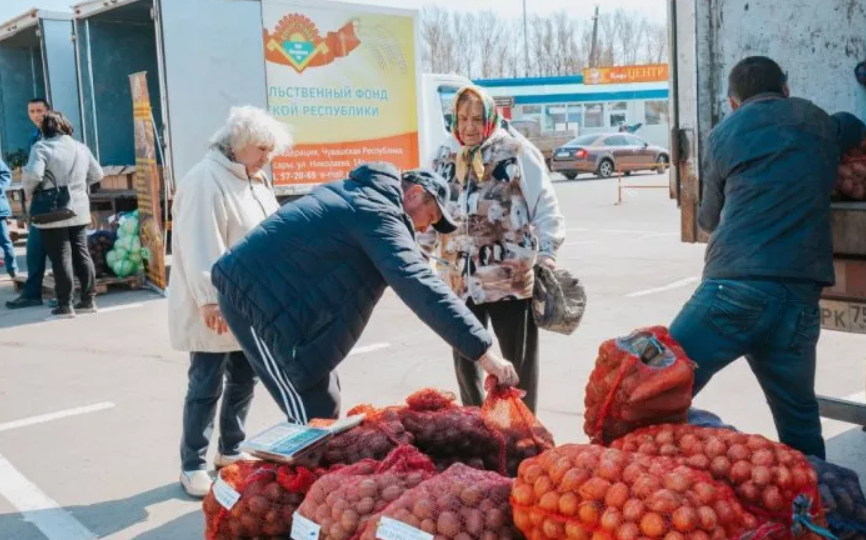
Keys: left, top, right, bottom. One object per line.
{"left": 213, "top": 162, "right": 518, "bottom": 422}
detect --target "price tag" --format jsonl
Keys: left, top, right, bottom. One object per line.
{"left": 213, "top": 475, "right": 240, "bottom": 511}
{"left": 376, "top": 517, "right": 434, "bottom": 540}
{"left": 291, "top": 512, "right": 321, "bottom": 540}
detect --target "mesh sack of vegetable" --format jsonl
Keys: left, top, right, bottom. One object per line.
{"left": 836, "top": 138, "right": 866, "bottom": 200}
{"left": 612, "top": 425, "right": 832, "bottom": 539}
{"left": 398, "top": 388, "right": 507, "bottom": 474}
{"left": 482, "top": 375, "right": 556, "bottom": 477}
{"left": 511, "top": 444, "right": 786, "bottom": 540}
{"left": 297, "top": 446, "right": 437, "bottom": 540}
{"left": 203, "top": 460, "right": 322, "bottom": 540}
{"left": 808, "top": 456, "right": 866, "bottom": 540}
{"left": 309, "top": 404, "right": 414, "bottom": 467}
{"left": 532, "top": 265, "right": 588, "bottom": 335}
{"left": 584, "top": 327, "right": 697, "bottom": 445}
{"left": 359, "top": 462, "right": 521, "bottom": 540}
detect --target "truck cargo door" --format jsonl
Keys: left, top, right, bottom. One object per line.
{"left": 155, "top": 0, "right": 268, "bottom": 185}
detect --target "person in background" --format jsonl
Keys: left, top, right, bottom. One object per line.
{"left": 22, "top": 111, "right": 102, "bottom": 318}
{"left": 7, "top": 97, "right": 52, "bottom": 309}
{"left": 670, "top": 56, "right": 866, "bottom": 459}
{"left": 0, "top": 158, "right": 18, "bottom": 279}
{"left": 212, "top": 162, "right": 519, "bottom": 428}
{"left": 428, "top": 85, "right": 565, "bottom": 413}
{"left": 168, "top": 106, "right": 289, "bottom": 498}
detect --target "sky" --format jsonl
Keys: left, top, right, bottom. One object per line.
{"left": 0, "top": 0, "right": 667, "bottom": 26}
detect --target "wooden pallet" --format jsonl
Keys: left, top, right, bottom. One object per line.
{"left": 12, "top": 273, "right": 145, "bottom": 298}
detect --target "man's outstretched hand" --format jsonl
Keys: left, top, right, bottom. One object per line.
{"left": 479, "top": 349, "right": 520, "bottom": 386}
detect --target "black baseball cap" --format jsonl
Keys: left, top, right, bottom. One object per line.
{"left": 402, "top": 168, "right": 458, "bottom": 234}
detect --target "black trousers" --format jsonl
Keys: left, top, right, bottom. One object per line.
{"left": 453, "top": 298, "right": 540, "bottom": 412}
{"left": 41, "top": 225, "right": 96, "bottom": 307}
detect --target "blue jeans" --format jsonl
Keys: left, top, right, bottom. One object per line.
{"left": 0, "top": 218, "right": 17, "bottom": 275}
{"left": 670, "top": 279, "right": 825, "bottom": 458}
{"left": 180, "top": 351, "right": 258, "bottom": 471}
{"left": 20, "top": 225, "right": 47, "bottom": 300}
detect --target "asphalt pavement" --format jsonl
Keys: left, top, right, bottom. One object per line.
{"left": 1, "top": 171, "right": 864, "bottom": 540}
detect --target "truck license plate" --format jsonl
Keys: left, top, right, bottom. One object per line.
{"left": 820, "top": 299, "right": 866, "bottom": 334}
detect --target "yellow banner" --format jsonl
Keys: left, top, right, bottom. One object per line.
{"left": 263, "top": 2, "right": 419, "bottom": 186}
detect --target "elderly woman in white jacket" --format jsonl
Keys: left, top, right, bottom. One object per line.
{"left": 168, "top": 106, "right": 291, "bottom": 497}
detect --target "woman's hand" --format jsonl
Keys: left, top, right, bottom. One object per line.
{"left": 200, "top": 304, "right": 229, "bottom": 335}
{"left": 478, "top": 349, "right": 519, "bottom": 386}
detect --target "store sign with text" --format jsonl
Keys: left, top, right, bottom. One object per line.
{"left": 583, "top": 64, "right": 669, "bottom": 85}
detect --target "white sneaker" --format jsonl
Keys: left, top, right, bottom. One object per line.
{"left": 214, "top": 451, "right": 254, "bottom": 469}
{"left": 180, "top": 470, "right": 214, "bottom": 498}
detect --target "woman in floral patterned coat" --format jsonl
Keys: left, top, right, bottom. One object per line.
{"left": 427, "top": 85, "right": 566, "bottom": 412}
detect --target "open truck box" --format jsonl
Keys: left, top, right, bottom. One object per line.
{"left": 72, "top": 0, "right": 268, "bottom": 191}
{"left": 0, "top": 9, "right": 82, "bottom": 161}
{"left": 668, "top": 0, "right": 866, "bottom": 423}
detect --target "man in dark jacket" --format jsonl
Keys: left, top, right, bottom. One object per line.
{"left": 6, "top": 97, "right": 51, "bottom": 309}
{"left": 213, "top": 163, "right": 518, "bottom": 423}
{"left": 670, "top": 56, "right": 866, "bottom": 459}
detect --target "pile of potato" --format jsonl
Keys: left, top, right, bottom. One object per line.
{"left": 482, "top": 376, "right": 556, "bottom": 477}
{"left": 808, "top": 457, "right": 866, "bottom": 540}
{"left": 203, "top": 461, "right": 320, "bottom": 540}
{"left": 613, "top": 425, "right": 824, "bottom": 527}
{"left": 399, "top": 388, "right": 507, "bottom": 474}
{"left": 297, "top": 447, "right": 436, "bottom": 540}
{"left": 837, "top": 139, "right": 866, "bottom": 200}
{"left": 359, "top": 463, "right": 520, "bottom": 540}
{"left": 511, "top": 444, "right": 763, "bottom": 540}
{"left": 584, "top": 327, "right": 696, "bottom": 445}
{"left": 314, "top": 405, "right": 414, "bottom": 467}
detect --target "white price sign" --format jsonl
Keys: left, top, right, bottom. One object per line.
{"left": 376, "top": 517, "right": 434, "bottom": 540}
{"left": 213, "top": 476, "right": 240, "bottom": 511}
{"left": 291, "top": 512, "right": 321, "bottom": 540}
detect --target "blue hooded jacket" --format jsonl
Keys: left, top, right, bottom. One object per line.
{"left": 699, "top": 95, "right": 866, "bottom": 286}
{"left": 212, "top": 162, "right": 493, "bottom": 391}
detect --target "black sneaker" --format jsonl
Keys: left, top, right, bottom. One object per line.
{"left": 6, "top": 296, "right": 43, "bottom": 309}
{"left": 50, "top": 305, "right": 76, "bottom": 319}
{"left": 74, "top": 300, "right": 98, "bottom": 314}
{"left": 47, "top": 298, "right": 59, "bottom": 309}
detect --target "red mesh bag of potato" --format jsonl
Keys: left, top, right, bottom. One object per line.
{"left": 584, "top": 327, "right": 696, "bottom": 445}
{"left": 511, "top": 444, "right": 785, "bottom": 540}
{"left": 359, "top": 463, "right": 521, "bottom": 540}
{"left": 398, "top": 388, "right": 507, "bottom": 474}
{"left": 203, "top": 460, "right": 321, "bottom": 540}
{"left": 297, "top": 446, "right": 437, "bottom": 540}
{"left": 482, "top": 375, "right": 556, "bottom": 477}
{"left": 310, "top": 404, "right": 414, "bottom": 467}
{"left": 613, "top": 425, "right": 830, "bottom": 538}
{"left": 836, "top": 138, "right": 866, "bottom": 200}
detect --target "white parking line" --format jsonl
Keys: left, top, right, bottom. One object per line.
{"left": 640, "top": 232, "right": 680, "bottom": 239}
{"left": 348, "top": 343, "right": 391, "bottom": 356}
{"left": 0, "top": 402, "right": 116, "bottom": 434}
{"left": 97, "top": 303, "right": 145, "bottom": 314}
{"left": 625, "top": 277, "right": 700, "bottom": 298}
{"left": 0, "top": 452, "right": 98, "bottom": 540}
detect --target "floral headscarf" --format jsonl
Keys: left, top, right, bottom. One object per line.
{"left": 452, "top": 85, "right": 501, "bottom": 183}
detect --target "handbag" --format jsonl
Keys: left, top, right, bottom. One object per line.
{"left": 30, "top": 152, "right": 78, "bottom": 225}
{"left": 531, "top": 264, "right": 587, "bottom": 335}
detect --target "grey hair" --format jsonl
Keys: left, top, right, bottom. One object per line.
{"left": 209, "top": 105, "right": 293, "bottom": 157}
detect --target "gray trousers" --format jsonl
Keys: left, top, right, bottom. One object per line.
{"left": 180, "top": 351, "right": 257, "bottom": 471}
{"left": 453, "top": 298, "right": 539, "bottom": 412}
